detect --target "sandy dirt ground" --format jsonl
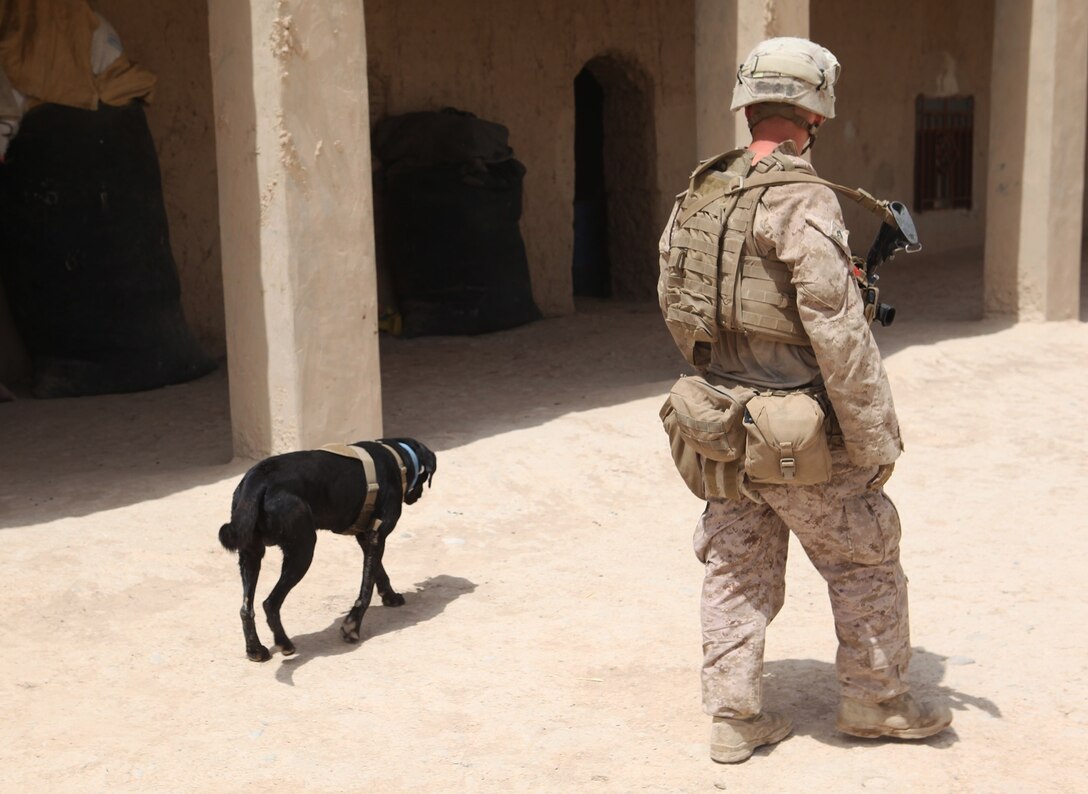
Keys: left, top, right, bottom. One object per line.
{"left": 2, "top": 250, "right": 1087, "bottom": 793}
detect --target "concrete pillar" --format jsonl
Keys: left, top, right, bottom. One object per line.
{"left": 694, "top": 0, "right": 809, "bottom": 159}
{"left": 694, "top": 0, "right": 734, "bottom": 160}
{"left": 984, "top": 0, "right": 1087, "bottom": 320}
{"left": 207, "top": 0, "right": 382, "bottom": 458}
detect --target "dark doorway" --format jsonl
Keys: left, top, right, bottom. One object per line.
{"left": 571, "top": 55, "right": 657, "bottom": 301}
{"left": 572, "top": 68, "right": 610, "bottom": 298}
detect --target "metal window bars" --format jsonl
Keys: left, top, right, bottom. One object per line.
{"left": 914, "top": 95, "right": 974, "bottom": 212}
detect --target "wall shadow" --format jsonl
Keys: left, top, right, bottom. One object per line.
{"left": 379, "top": 299, "right": 687, "bottom": 452}
{"left": 380, "top": 247, "right": 1023, "bottom": 453}
{"left": 0, "top": 364, "right": 238, "bottom": 529}
{"left": 0, "top": 1, "right": 270, "bottom": 530}
{"left": 272, "top": 574, "right": 476, "bottom": 687}
{"left": 2, "top": 246, "right": 1054, "bottom": 527}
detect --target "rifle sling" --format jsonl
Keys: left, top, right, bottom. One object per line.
{"left": 735, "top": 171, "right": 896, "bottom": 225}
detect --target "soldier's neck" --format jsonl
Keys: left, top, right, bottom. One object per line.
{"left": 747, "top": 119, "right": 809, "bottom": 163}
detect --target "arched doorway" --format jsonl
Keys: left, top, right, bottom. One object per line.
{"left": 571, "top": 54, "right": 658, "bottom": 301}
{"left": 572, "top": 68, "right": 609, "bottom": 297}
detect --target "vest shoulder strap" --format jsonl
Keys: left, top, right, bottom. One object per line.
{"left": 686, "top": 148, "right": 749, "bottom": 185}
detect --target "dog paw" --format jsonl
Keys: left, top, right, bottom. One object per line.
{"left": 247, "top": 645, "right": 272, "bottom": 662}
{"left": 274, "top": 641, "right": 296, "bottom": 656}
{"left": 340, "top": 622, "right": 361, "bottom": 644}
{"left": 382, "top": 592, "right": 406, "bottom": 607}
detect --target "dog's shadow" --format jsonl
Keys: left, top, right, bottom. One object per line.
{"left": 274, "top": 574, "right": 476, "bottom": 686}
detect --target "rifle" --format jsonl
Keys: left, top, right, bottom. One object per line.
{"left": 858, "top": 201, "right": 921, "bottom": 327}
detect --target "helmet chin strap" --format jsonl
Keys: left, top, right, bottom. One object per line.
{"left": 747, "top": 102, "right": 821, "bottom": 153}
{"left": 800, "top": 126, "right": 819, "bottom": 154}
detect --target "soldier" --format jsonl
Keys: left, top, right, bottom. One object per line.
{"left": 658, "top": 37, "right": 952, "bottom": 764}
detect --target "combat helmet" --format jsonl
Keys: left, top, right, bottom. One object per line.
{"left": 731, "top": 37, "right": 840, "bottom": 150}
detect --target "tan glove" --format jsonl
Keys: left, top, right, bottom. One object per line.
{"left": 866, "top": 463, "right": 895, "bottom": 492}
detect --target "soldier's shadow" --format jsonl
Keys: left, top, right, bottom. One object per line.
{"left": 762, "top": 647, "right": 999, "bottom": 750}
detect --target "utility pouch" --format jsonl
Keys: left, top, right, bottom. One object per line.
{"left": 659, "top": 375, "right": 756, "bottom": 500}
{"left": 742, "top": 391, "right": 832, "bottom": 486}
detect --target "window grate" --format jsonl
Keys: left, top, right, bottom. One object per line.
{"left": 914, "top": 95, "right": 974, "bottom": 212}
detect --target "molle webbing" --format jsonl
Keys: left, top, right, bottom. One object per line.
{"left": 736, "top": 256, "right": 806, "bottom": 340}
{"left": 663, "top": 156, "right": 747, "bottom": 357}
{"left": 719, "top": 186, "right": 759, "bottom": 332}
{"left": 660, "top": 150, "right": 896, "bottom": 362}
{"left": 716, "top": 154, "right": 808, "bottom": 344}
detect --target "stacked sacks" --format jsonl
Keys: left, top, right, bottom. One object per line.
{"left": 372, "top": 108, "right": 541, "bottom": 337}
{"left": 0, "top": 100, "right": 214, "bottom": 397}
{"left": 0, "top": 1, "right": 212, "bottom": 397}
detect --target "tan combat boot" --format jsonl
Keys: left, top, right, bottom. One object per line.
{"left": 710, "top": 711, "right": 793, "bottom": 763}
{"left": 836, "top": 692, "right": 952, "bottom": 739}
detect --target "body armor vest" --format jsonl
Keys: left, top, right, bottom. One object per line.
{"left": 659, "top": 149, "right": 895, "bottom": 369}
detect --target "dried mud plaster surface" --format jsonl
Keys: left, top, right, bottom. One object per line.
{"left": 276, "top": 112, "right": 306, "bottom": 185}
{"left": 259, "top": 10, "right": 308, "bottom": 222}
{"left": 270, "top": 4, "right": 303, "bottom": 74}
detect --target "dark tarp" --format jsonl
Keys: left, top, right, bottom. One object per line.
{"left": 372, "top": 108, "right": 540, "bottom": 337}
{"left": 0, "top": 101, "right": 213, "bottom": 397}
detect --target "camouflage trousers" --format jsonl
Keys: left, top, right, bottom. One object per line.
{"left": 693, "top": 448, "right": 911, "bottom": 718}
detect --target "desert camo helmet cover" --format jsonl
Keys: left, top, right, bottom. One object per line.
{"left": 731, "top": 36, "right": 840, "bottom": 121}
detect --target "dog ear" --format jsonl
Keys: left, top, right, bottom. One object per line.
{"left": 425, "top": 449, "right": 436, "bottom": 487}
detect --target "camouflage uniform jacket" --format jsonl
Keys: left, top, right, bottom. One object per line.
{"left": 706, "top": 142, "right": 903, "bottom": 467}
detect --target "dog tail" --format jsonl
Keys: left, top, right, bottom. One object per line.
{"left": 219, "top": 475, "right": 264, "bottom": 552}
{"left": 218, "top": 522, "right": 240, "bottom": 551}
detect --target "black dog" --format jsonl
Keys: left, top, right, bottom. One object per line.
{"left": 218, "top": 437, "right": 436, "bottom": 661}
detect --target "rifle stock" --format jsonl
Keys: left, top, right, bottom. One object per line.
{"left": 865, "top": 201, "right": 920, "bottom": 280}
{"left": 860, "top": 201, "right": 921, "bottom": 327}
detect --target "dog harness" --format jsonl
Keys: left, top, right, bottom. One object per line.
{"left": 320, "top": 443, "right": 409, "bottom": 534}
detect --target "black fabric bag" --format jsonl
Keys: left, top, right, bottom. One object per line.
{"left": 373, "top": 108, "right": 540, "bottom": 337}
{"left": 0, "top": 101, "right": 213, "bottom": 397}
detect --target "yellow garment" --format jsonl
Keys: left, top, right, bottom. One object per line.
{"left": 94, "top": 51, "right": 157, "bottom": 107}
{"left": 0, "top": 0, "right": 155, "bottom": 110}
